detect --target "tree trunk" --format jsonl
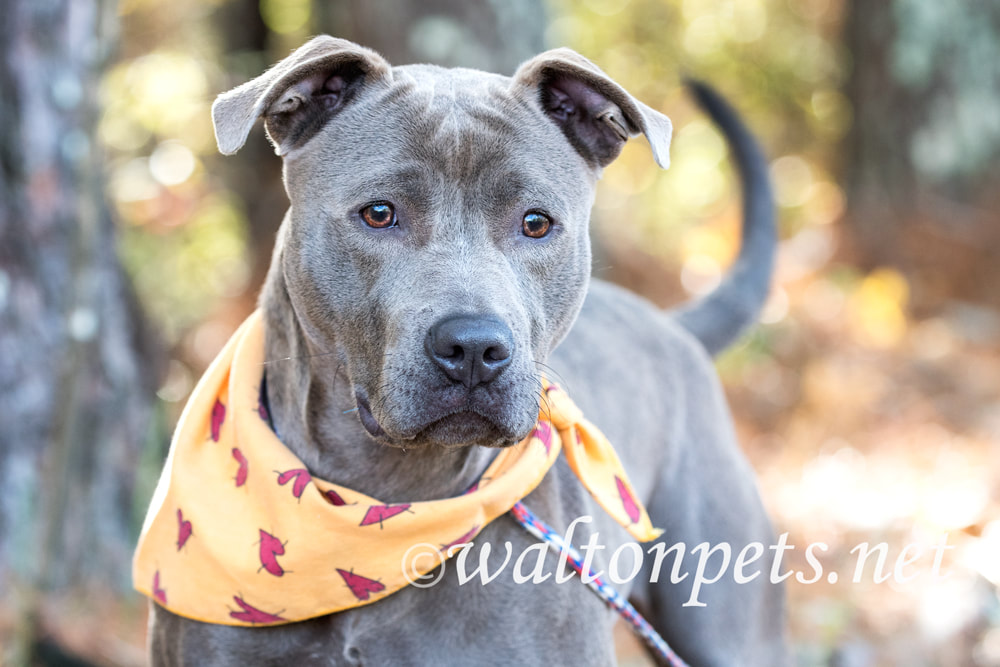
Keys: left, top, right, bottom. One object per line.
{"left": 211, "top": 1, "right": 288, "bottom": 308}
{"left": 842, "top": 0, "right": 921, "bottom": 266}
{"left": 841, "top": 0, "right": 1000, "bottom": 310}
{"left": 0, "top": 0, "right": 158, "bottom": 659}
{"left": 315, "top": 0, "right": 547, "bottom": 73}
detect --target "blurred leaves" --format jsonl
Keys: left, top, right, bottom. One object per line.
{"left": 118, "top": 193, "right": 248, "bottom": 341}
{"left": 893, "top": 0, "right": 1000, "bottom": 181}
{"left": 260, "top": 0, "right": 311, "bottom": 35}
{"left": 543, "top": 3, "right": 1000, "bottom": 663}
{"left": 100, "top": 9, "right": 248, "bottom": 347}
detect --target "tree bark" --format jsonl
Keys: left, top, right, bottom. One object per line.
{"left": 211, "top": 1, "right": 288, "bottom": 308}
{"left": 841, "top": 0, "right": 1000, "bottom": 309}
{"left": 315, "top": 0, "right": 547, "bottom": 74}
{"left": 842, "top": 0, "right": 920, "bottom": 266}
{"left": 0, "top": 0, "right": 158, "bottom": 658}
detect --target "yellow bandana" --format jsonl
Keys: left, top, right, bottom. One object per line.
{"left": 132, "top": 311, "right": 661, "bottom": 626}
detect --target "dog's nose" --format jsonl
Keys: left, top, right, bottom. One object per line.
{"left": 425, "top": 316, "right": 514, "bottom": 388}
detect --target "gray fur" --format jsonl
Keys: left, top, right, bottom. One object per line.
{"left": 150, "top": 36, "right": 786, "bottom": 666}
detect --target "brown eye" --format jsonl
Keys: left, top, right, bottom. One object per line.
{"left": 522, "top": 211, "right": 552, "bottom": 238}
{"left": 361, "top": 202, "right": 396, "bottom": 229}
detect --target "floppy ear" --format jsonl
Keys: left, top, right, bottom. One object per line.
{"left": 512, "top": 48, "right": 672, "bottom": 169}
{"left": 211, "top": 35, "right": 391, "bottom": 156}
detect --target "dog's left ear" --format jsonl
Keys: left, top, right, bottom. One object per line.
{"left": 513, "top": 48, "right": 671, "bottom": 169}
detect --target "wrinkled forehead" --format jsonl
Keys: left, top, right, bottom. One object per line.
{"left": 290, "top": 63, "right": 593, "bottom": 202}
{"left": 385, "top": 65, "right": 543, "bottom": 171}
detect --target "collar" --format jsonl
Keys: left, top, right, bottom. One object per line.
{"left": 133, "top": 310, "right": 661, "bottom": 626}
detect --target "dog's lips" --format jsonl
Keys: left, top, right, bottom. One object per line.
{"left": 355, "top": 386, "right": 532, "bottom": 449}
{"left": 354, "top": 374, "right": 541, "bottom": 448}
{"left": 414, "top": 411, "right": 522, "bottom": 449}
{"left": 355, "top": 394, "right": 387, "bottom": 438}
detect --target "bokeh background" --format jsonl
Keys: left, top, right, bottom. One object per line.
{"left": 2, "top": 0, "right": 999, "bottom": 665}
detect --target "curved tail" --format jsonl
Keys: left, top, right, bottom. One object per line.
{"left": 671, "top": 80, "right": 776, "bottom": 356}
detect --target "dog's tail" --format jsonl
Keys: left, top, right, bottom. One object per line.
{"left": 670, "top": 80, "right": 776, "bottom": 356}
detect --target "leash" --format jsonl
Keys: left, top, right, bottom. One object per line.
{"left": 509, "top": 502, "right": 689, "bottom": 667}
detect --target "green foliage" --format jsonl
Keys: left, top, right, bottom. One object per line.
{"left": 894, "top": 0, "right": 1000, "bottom": 180}
{"left": 101, "top": 11, "right": 249, "bottom": 346}
{"left": 547, "top": 0, "right": 848, "bottom": 370}
{"left": 118, "top": 194, "right": 249, "bottom": 341}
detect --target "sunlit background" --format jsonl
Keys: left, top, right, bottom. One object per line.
{"left": 3, "top": 0, "right": 1000, "bottom": 665}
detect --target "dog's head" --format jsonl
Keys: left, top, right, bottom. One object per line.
{"left": 212, "top": 36, "right": 671, "bottom": 450}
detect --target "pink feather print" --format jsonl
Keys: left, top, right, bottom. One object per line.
{"left": 615, "top": 475, "right": 641, "bottom": 524}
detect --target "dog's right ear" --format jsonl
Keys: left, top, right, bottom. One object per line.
{"left": 212, "top": 36, "right": 391, "bottom": 156}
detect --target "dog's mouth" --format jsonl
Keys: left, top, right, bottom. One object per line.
{"left": 355, "top": 394, "right": 387, "bottom": 439}
{"left": 416, "top": 411, "right": 515, "bottom": 448}
{"left": 355, "top": 391, "right": 528, "bottom": 449}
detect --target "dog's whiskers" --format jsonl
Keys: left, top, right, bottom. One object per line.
{"left": 530, "top": 372, "right": 554, "bottom": 423}
{"left": 532, "top": 360, "right": 571, "bottom": 394}
{"left": 263, "top": 350, "right": 339, "bottom": 365}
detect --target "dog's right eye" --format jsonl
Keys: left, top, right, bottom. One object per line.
{"left": 360, "top": 202, "right": 397, "bottom": 229}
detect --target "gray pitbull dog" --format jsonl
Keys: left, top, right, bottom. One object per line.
{"left": 149, "top": 36, "right": 786, "bottom": 666}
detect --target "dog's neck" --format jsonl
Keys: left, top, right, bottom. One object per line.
{"left": 259, "top": 272, "right": 498, "bottom": 503}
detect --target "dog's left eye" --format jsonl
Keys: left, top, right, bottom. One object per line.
{"left": 360, "top": 202, "right": 397, "bottom": 229}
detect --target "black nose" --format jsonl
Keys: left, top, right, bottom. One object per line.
{"left": 425, "top": 316, "right": 514, "bottom": 388}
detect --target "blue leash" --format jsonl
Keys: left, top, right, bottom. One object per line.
{"left": 510, "top": 501, "right": 689, "bottom": 667}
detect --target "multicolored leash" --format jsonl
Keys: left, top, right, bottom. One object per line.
{"left": 509, "top": 501, "right": 689, "bottom": 667}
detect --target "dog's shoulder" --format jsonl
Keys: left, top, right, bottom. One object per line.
{"left": 550, "top": 278, "right": 727, "bottom": 467}
{"left": 564, "top": 277, "right": 717, "bottom": 374}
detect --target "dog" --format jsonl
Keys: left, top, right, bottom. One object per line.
{"left": 143, "top": 36, "right": 786, "bottom": 665}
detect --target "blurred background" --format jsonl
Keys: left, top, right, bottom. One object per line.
{"left": 1, "top": 0, "right": 999, "bottom": 665}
